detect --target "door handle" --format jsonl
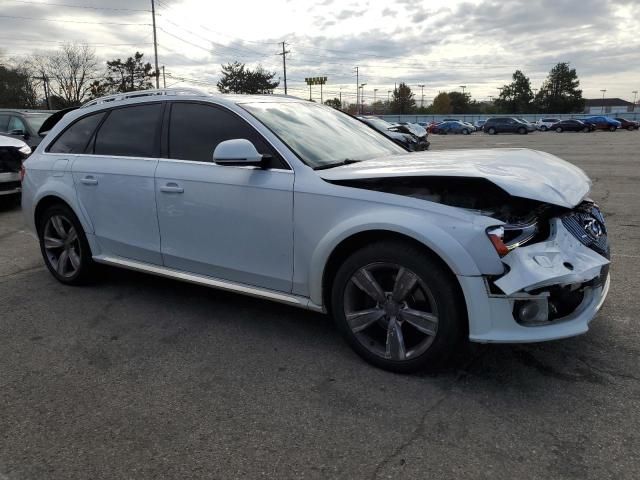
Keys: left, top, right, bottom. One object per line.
{"left": 80, "top": 176, "right": 98, "bottom": 185}
{"left": 160, "top": 182, "right": 184, "bottom": 193}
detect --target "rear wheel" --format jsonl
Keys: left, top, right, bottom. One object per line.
{"left": 331, "top": 241, "right": 465, "bottom": 373}
{"left": 462, "top": 129, "right": 469, "bottom": 135}
{"left": 628, "top": 126, "right": 634, "bottom": 131}
{"left": 518, "top": 127, "right": 527, "bottom": 134}
{"left": 37, "top": 204, "right": 95, "bottom": 285}
{"left": 540, "top": 125, "right": 548, "bottom": 131}
{"left": 556, "top": 127, "right": 563, "bottom": 133}
{"left": 583, "top": 126, "right": 589, "bottom": 132}
{"left": 609, "top": 125, "right": 616, "bottom": 132}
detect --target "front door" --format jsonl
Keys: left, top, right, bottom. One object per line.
{"left": 155, "top": 102, "right": 294, "bottom": 292}
{"left": 70, "top": 103, "right": 164, "bottom": 265}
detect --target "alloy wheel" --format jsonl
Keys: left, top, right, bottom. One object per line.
{"left": 43, "top": 214, "right": 82, "bottom": 278}
{"left": 343, "top": 263, "right": 439, "bottom": 361}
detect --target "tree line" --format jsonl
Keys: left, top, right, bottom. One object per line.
{"left": 1, "top": 43, "right": 585, "bottom": 115}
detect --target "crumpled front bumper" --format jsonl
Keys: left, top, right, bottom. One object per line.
{"left": 459, "top": 218, "right": 611, "bottom": 343}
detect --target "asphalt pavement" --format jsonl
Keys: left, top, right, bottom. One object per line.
{"left": 1, "top": 131, "right": 638, "bottom": 479}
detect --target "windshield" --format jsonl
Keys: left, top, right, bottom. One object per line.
{"left": 242, "top": 102, "right": 405, "bottom": 169}
{"left": 24, "top": 113, "right": 53, "bottom": 131}
{"left": 363, "top": 117, "right": 393, "bottom": 130}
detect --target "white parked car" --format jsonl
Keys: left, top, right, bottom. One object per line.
{"left": 21, "top": 89, "right": 610, "bottom": 372}
{"left": 536, "top": 118, "right": 561, "bottom": 131}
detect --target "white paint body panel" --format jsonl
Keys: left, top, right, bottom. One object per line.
{"left": 20, "top": 93, "right": 610, "bottom": 346}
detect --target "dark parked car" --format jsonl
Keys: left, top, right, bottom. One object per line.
{"left": 549, "top": 119, "right": 592, "bottom": 133}
{"left": 483, "top": 117, "right": 535, "bottom": 134}
{"left": 0, "top": 135, "right": 31, "bottom": 198}
{"left": 358, "top": 116, "right": 429, "bottom": 151}
{"left": 614, "top": 118, "right": 639, "bottom": 131}
{"left": 582, "top": 116, "right": 621, "bottom": 131}
{"left": 431, "top": 120, "right": 473, "bottom": 135}
{"left": 0, "top": 110, "right": 54, "bottom": 149}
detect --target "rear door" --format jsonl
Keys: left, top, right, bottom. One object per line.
{"left": 155, "top": 101, "right": 294, "bottom": 292}
{"left": 70, "top": 103, "right": 164, "bottom": 264}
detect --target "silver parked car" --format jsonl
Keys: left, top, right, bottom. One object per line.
{"left": 22, "top": 89, "right": 610, "bottom": 372}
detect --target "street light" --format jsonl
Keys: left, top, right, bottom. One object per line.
{"left": 600, "top": 89, "right": 607, "bottom": 114}
{"left": 460, "top": 85, "right": 467, "bottom": 95}
{"left": 373, "top": 88, "right": 378, "bottom": 113}
{"left": 359, "top": 83, "right": 367, "bottom": 114}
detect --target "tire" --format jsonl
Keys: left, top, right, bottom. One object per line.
{"left": 540, "top": 125, "right": 548, "bottom": 131}
{"left": 583, "top": 127, "right": 589, "bottom": 132}
{"left": 556, "top": 127, "right": 563, "bottom": 133}
{"left": 518, "top": 127, "right": 527, "bottom": 134}
{"left": 462, "top": 129, "right": 469, "bottom": 135}
{"left": 37, "top": 203, "right": 95, "bottom": 285}
{"left": 609, "top": 125, "right": 616, "bottom": 132}
{"left": 628, "top": 126, "right": 634, "bottom": 131}
{"left": 488, "top": 127, "right": 496, "bottom": 135}
{"left": 330, "top": 241, "right": 465, "bottom": 373}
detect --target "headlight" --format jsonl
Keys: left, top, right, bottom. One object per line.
{"left": 18, "top": 145, "right": 32, "bottom": 156}
{"left": 486, "top": 221, "right": 538, "bottom": 257}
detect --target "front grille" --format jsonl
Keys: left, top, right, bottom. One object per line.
{"left": 561, "top": 203, "right": 609, "bottom": 257}
{"left": 0, "top": 181, "right": 21, "bottom": 192}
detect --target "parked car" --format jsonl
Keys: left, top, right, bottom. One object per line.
{"left": 431, "top": 120, "right": 474, "bottom": 135}
{"left": 358, "top": 116, "right": 429, "bottom": 151}
{"left": 483, "top": 117, "right": 535, "bottom": 134}
{"left": 0, "top": 109, "right": 54, "bottom": 149}
{"left": 536, "top": 118, "right": 561, "bottom": 131}
{"left": 22, "top": 89, "right": 610, "bottom": 372}
{"left": 549, "top": 119, "right": 592, "bottom": 133}
{"left": 582, "top": 116, "right": 621, "bottom": 132}
{"left": 614, "top": 118, "right": 639, "bottom": 131}
{"left": 474, "top": 119, "right": 486, "bottom": 130}
{"left": 0, "top": 135, "right": 31, "bottom": 198}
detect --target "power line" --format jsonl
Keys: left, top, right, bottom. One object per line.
{"left": 0, "top": 14, "right": 151, "bottom": 25}
{"left": 4, "top": 0, "right": 151, "bottom": 11}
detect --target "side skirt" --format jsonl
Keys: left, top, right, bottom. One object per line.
{"left": 93, "top": 254, "right": 324, "bottom": 313}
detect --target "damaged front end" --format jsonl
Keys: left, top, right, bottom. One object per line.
{"left": 485, "top": 201, "right": 610, "bottom": 327}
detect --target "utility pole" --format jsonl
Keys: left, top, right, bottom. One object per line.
{"left": 418, "top": 84, "right": 425, "bottom": 109}
{"left": 339, "top": 87, "right": 342, "bottom": 110}
{"left": 162, "top": 66, "right": 166, "bottom": 88}
{"left": 151, "top": 0, "right": 160, "bottom": 89}
{"left": 360, "top": 83, "right": 366, "bottom": 114}
{"left": 354, "top": 66, "right": 359, "bottom": 113}
{"left": 460, "top": 85, "right": 467, "bottom": 96}
{"left": 632, "top": 90, "right": 638, "bottom": 112}
{"left": 277, "top": 41, "right": 290, "bottom": 95}
{"left": 373, "top": 88, "right": 378, "bottom": 113}
{"left": 600, "top": 89, "right": 607, "bottom": 114}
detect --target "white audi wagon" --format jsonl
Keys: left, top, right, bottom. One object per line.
{"left": 22, "top": 89, "right": 610, "bottom": 372}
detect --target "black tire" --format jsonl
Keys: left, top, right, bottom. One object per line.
{"left": 518, "top": 127, "right": 527, "bottom": 134}
{"left": 540, "top": 125, "right": 548, "bottom": 131}
{"left": 462, "top": 129, "right": 469, "bottom": 135}
{"left": 330, "top": 241, "right": 465, "bottom": 373}
{"left": 37, "top": 203, "right": 95, "bottom": 285}
{"left": 488, "top": 127, "right": 496, "bottom": 135}
{"left": 628, "top": 126, "right": 634, "bottom": 131}
{"left": 556, "top": 127, "right": 563, "bottom": 133}
{"left": 609, "top": 125, "right": 616, "bottom": 132}
{"left": 583, "top": 127, "right": 589, "bottom": 132}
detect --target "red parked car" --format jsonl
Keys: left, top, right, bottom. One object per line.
{"left": 614, "top": 118, "right": 639, "bottom": 131}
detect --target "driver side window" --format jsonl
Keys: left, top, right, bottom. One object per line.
{"left": 167, "top": 102, "right": 289, "bottom": 169}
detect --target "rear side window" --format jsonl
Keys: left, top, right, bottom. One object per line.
{"left": 94, "top": 103, "right": 162, "bottom": 157}
{"left": 48, "top": 112, "right": 106, "bottom": 154}
{"left": 168, "top": 102, "right": 288, "bottom": 168}
{"left": 0, "top": 114, "right": 9, "bottom": 132}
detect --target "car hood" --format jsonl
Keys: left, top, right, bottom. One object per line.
{"left": 317, "top": 148, "right": 591, "bottom": 208}
{"left": 0, "top": 134, "right": 28, "bottom": 148}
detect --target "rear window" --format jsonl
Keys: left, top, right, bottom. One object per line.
{"left": 94, "top": 103, "right": 162, "bottom": 157}
{"left": 48, "top": 112, "right": 106, "bottom": 154}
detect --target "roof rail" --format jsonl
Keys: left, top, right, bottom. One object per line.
{"left": 81, "top": 88, "right": 207, "bottom": 108}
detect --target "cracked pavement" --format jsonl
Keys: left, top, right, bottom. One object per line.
{"left": 1, "top": 132, "right": 639, "bottom": 479}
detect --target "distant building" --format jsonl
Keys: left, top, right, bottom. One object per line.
{"left": 584, "top": 98, "right": 635, "bottom": 114}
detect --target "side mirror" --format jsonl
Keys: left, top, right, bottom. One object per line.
{"left": 213, "top": 139, "right": 263, "bottom": 167}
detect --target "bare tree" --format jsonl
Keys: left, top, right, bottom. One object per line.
{"left": 29, "top": 43, "right": 98, "bottom": 107}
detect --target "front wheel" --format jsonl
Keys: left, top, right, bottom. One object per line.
{"left": 488, "top": 127, "right": 496, "bottom": 135}
{"left": 37, "top": 204, "right": 95, "bottom": 285}
{"left": 583, "top": 127, "right": 589, "bottom": 132}
{"left": 556, "top": 127, "right": 563, "bottom": 133}
{"left": 518, "top": 127, "right": 527, "bottom": 134}
{"left": 540, "top": 125, "right": 548, "bottom": 131}
{"left": 628, "top": 126, "right": 635, "bottom": 131}
{"left": 609, "top": 125, "right": 616, "bottom": 132}
{"left": 462, "top": 129, "right": 469, "bottom": 135}
{"left": 331, "top": 242, "right": 465, "bottom": 373}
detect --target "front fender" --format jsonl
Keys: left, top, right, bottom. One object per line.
{"left": 307, "top": 208, "right": 486, "bottom": 307}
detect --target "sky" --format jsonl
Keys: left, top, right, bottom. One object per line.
{"left": 1, "top": 0, "right": 639, "bottom": 105}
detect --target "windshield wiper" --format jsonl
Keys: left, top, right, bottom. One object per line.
{"left": 313, "top": 158, "right": 361, "bottom": 170}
